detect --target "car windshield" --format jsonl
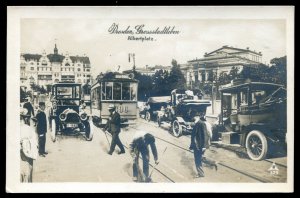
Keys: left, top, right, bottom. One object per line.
{"left": 56, "top": 85, "right": 80, "bottom": 99}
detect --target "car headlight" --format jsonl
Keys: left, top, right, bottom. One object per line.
{"left": 80, "top": 113, "right": 87, "bottom": 121}
{"left": 59, "top": 113, "right": 67, "bottom": 121}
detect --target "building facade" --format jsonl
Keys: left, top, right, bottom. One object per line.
{"left": 20, "top": 44, "right": 92, "bottom": 90}
{"left": 181, "top": 45, "right": 263, "bottom": 88}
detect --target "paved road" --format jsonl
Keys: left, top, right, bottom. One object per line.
{"left": 32, "top": 117, "right": 287, "bottom": 183}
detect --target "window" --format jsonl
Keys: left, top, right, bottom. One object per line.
{"left": 37, "top": 67, "right": 39, "bottom": 71}
{"left": 30, "top": 67, "right": 34, "bottom": 70}
{"left": 86, "top": 69, "right": 90, "bottom": 72}
{"left": 122, "top": 82, "right": 130, "bottom": 100}
{"left": 113, "top": 82, "right": 121, "bottom": 100}
{"left": 61, "top": 68, "right": 63, "bottom": 71}
{"left": 65, "top": 63, "right": 70, "bottom": 66}
{"left": 78, "top": 68, "right": 81, "bottom": 72}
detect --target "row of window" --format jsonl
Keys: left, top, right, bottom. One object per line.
{"left": 28, "top": 61, "right": 90, "bottom": 67}
{"left": 92, "top": 82, "right": 137, "bottom": 101}
{"left": 29, "top": 67, "right": 90, "bottom": 72}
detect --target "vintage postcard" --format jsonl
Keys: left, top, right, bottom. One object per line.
{"left": 6, "top": 6, "right": 294, "bottom": 192}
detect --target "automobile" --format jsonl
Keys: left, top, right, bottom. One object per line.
{"left": 139, "top": 96, "right": 171, "bottom": 122}
{"left": 48, "top": 82, "right": 93, "bottom": 142}
{"left": 217, "top": 79, "right": 287, "bottom": 160}
{"left": 157, "top": 89, "right": 211, "bottom": 137}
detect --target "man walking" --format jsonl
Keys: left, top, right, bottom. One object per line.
{"left": 129, "top": 131, "right": 158, "bottom": 182}
{"left": 189, "top": 112, "right": 208, "bottom": 178}
{"left": 104, "top": 104, "right": 125, "bottom": 155}
{"left": 23, "top": 97, "right": 35, "bottom": 125}
{"left": 36, "top": 102, "right": 48, "bottom": 157}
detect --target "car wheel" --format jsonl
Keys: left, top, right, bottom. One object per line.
{"left": 246, "top": 130, "right": 268, "bottom": 160}
{"left": 172, "top": 120, "right": 182, "bottom": 137}
{"left": 51, "top": 119, "right": 56, "bottom": 142}
{"left": 85, "top": 121, "right": 93, "bottom": 141}
{"left": 145, "top": 111, "right": 151, "bottom": 122}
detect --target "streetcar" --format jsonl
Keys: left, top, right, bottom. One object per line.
{"left": 91, "top": 72, "right": 138, "bottom": 127}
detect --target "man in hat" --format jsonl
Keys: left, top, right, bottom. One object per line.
{"left": 104, "top": 104, "right": 126, "bottom": 155}
{"left": 189, "top": 112, "right": 208, "bottom": 178}
{"left": 23, "top": 97, "right": 35, "bottom": 125}
{"left": 36, "top": 102, "right": 48, "bottom": 157}
{"left": 20, "top": 108, "right": 38, "bottom": 182}
{"left": 129, "top": 131, "right": 158, "bottom": 182}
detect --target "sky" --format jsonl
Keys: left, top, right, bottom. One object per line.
{"left": 21, "top": 18, "right": 286, "bottom": 79}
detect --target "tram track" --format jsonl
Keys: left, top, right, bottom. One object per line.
{"left": 128, "top": 122, "right": 281, "bottom": 183}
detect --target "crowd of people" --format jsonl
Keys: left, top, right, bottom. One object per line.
{"left": 20, "top": 97, "right": 216, "bottom": 183}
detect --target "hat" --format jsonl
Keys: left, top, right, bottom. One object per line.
{"left": 108, "top": 104, "right": 116, "bottom": 110}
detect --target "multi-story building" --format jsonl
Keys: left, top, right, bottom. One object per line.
{"left": 181, "top": 45, "right": 263, "bottom": 88}
{"left": 20, "top": 44, "right": 92, "bottom": 90}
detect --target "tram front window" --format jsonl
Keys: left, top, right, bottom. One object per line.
{"left": 113, "top": 82, "right": 121, "bottom": 100}
{"left": 122, "top": 82, "right": 130, "bottom": 100}
{"left": 105, "top": 82, "right": 113, "bottom": 100}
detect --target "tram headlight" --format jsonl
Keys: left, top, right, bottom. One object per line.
{"left": 59, "top": 113, "right": 67, "bottom": 121}
{"left": 80, "top": 112, "right": 87, "bottom": 121}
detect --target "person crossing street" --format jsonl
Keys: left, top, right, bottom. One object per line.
{"left": 104, "top": 104, "right": 126, "bottom": 155}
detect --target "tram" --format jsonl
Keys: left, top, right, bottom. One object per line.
{"left": 91, "top": 72, "right": 138, "bottom": 127}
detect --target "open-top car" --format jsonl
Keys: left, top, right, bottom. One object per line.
{"left": 48, "top": 82, "right": 93, "bottom": 142}
{"left": 157, "top": 89, "right": 211, "bottom": 137}
{"left": 139, "top": 96, "right": 171, "bottom": 122}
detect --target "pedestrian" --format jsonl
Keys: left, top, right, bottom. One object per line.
{"left": 20, "top": 108, "right": 38, "bottom": 182}
{"left": 36, "top": 102, "right": 48, "bottom": 157}
{"left": 129, "top": 131, "right": 158, "bottom": 182}
{"left": 23, "top": 96, "right": 35, "bottom": 125}
{"left": 189, "top": 112, "right": 209, "bottom": 178}
{"left": 104, "top": 104, "right": 126, "bottom": 155}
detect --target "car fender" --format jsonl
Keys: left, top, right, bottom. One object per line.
{"left": 175, "top": 116, "right": 185, "bottom": 124}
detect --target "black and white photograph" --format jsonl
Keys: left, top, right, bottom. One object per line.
{"left": 6, "top": 6, "right": 294, "bottom": 192}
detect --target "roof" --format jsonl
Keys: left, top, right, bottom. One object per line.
{"left": 147, "top": 96, "right": 171, "bottom": 103}
{"left": 22, "top": 54, "right": 42, "bottom": 61}
{"left": 47, "top": 54, "right": 65, "bottom": 63}
{"left": 22, "top": 53, "right": 90, "bottom": 64}
{"left": 205, "top": 46, "right": 262, "bottom": 57}
{"left": 70, "top": 56, "right": 90, "bottom": 64}
{"left": 220, "top": 82, "right": 284, "bottom": 93}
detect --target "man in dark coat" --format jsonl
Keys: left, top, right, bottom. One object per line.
{"left": 104, "top": 104, "right": 125, "bottom": 155}
{"left": 189, "top": 112, "right": 208, "bottom": 177}
{"left": 36, "top": 102, "right": 48, "bottom": 157}
{"left": 129, "top": 132, "right": 158, "bottom": 182}
{"left": 23, "top": 97, "right": 35, "bottom": 125}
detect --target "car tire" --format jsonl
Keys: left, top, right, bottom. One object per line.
{"left": 51, "top": 119, "right": 56, "bottom": 142}
{"left": 172, "top": 120, "right": 182, "bottom": 137}
{"left": 246, "top": 130, "right": 268, "bottom": 161}
{"left": 145, "top": 111, "right": 151, "bottom": 122}
{"left": 85, "top": 121, "right": 93, "bottom": 141}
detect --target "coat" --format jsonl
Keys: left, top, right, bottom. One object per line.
{"left": 190, "top": 120, "right": 208, "bottom": 150}
{"left": 36, "top": 109, "right": 47, "bottom": 135}
{"left": 105, "top": 111, "right": 121, "bottom": 134}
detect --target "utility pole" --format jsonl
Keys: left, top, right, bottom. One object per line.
{"left": 129, "top": 53, "right": 136, "bottom": 72}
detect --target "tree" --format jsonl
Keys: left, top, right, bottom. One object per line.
{"left": 269, "top": 56, "right": 287, "bottom": 86}
{"left": 168, "top": 59, "right": 186, "bottom": 91}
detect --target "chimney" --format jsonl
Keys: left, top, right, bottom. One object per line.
{"left": 246, "top": 47, "right": 249, "bottom": 50}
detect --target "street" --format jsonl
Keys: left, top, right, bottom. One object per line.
{"left": 32, "top": 112, "right": 287, "bottom": 183}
